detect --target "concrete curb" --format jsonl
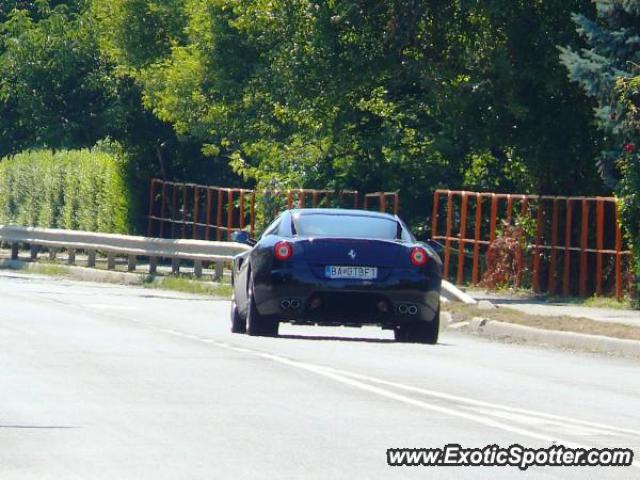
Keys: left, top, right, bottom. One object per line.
{"left": 0, "top": 259, "right": 147, "bottom": 285}
{"left": 468, "top": 317, "right": 640, "bottom": 357}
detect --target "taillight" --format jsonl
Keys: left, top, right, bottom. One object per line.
{"left": 274, "top": 241, "right": 293, "bottom": 261}
{"left": 410, "top": 247, "right": 428, "bottom": 267}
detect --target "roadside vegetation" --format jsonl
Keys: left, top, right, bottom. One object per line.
{"left": 142, "top": 276, "right": 232, "bottom": 298}
{"left": 1, "top": 1, "right": 640, "bottom": 301}
{"left": 445, "top": 302, "right": 640, "bottom": 342}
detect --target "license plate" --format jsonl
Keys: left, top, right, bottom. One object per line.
{"left": 325, "top": 265, "right": 377, "bottom": 280}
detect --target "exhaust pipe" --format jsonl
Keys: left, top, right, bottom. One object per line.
{"left": 407, "top": 305, "right": 418, "bottom": 315}
{"left": 290, "top": 299, "right": 301, "bottom": 310}
{"left": 398, "top": 304, "right": 408, "bottom": 314}
{"left": 280, "top": 299, "right": 291, "bottom": 310}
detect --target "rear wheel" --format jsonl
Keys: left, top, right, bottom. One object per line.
{"left": 395, "top": 308, "right": 440, "bottom": 344}
{"left": 230, "top": 297, "right": 246, "bottom": 334}
{"left": 246, "top": 278, "right": 279, "bottom": 337}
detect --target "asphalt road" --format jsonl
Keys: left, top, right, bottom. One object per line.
{"left": 1, "top": 271, "right": 639, "bottom": 479}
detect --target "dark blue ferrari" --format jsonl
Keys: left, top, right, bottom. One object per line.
{"left": 230, "top": 208, "right": 442, "bottom": 343}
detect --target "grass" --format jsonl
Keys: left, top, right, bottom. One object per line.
{"left": 28, "top": 262, "right": 69, "bottom": 277}
{"left": 444, "top": 302, "right": 640, "bottom": 341}
{"left": 143, "top": 276, "right": 233, "bottom": 298}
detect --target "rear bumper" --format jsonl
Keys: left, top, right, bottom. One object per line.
{"left": 253, "top": 266, "right": 441, "bottom": 328}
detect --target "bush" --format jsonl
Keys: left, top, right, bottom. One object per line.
{"left": 0, "top": 147, "right": 130, "bottom": 233}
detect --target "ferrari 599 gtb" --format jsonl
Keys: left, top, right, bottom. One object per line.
{"left": 230, "top": 208, "right": 442, "bottom": 343}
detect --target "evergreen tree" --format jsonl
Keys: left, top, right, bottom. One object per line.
{"left": 560, "top": 0, "right": 640, "bottom": 303}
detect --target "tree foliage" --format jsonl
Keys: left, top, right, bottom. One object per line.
{"left": 560, "top": 0, "right": 640, "bottom": 301}
{"left": 91, "top": 0, "right": 605, "bottom": 231}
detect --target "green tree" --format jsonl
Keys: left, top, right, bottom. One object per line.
{"left": 560, "top": 0, "right": 640, "bottom": 302}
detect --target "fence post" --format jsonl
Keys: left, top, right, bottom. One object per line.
{"left": 579, "top": 199, "right": 589, "bottom": 296}
{"left": 205, "top": 188, "right": 212, "bottom": 240}
{"left": 380, "top": 193, "right": 387, "bottom": 213}
{"left": 227, "top": 189, "right": 234, "bottom": 241}
{"left": 472, "top": 194, "right": 482, "bottom": 285}
{"left": 548, "top": 198, "right": 559, "bottom": 294}
{"left": 147, "top": 178, "right": 156, "bottom": 237}
{"left": 239, "top": 190, "right": 245, "bottom": 229}
{"left": 489, "top": 194, "right": 498, "bottom": 243}
{"left": 444, "top": 191, "right": 453, "bottom": 280}
{"left": 216, "top": 189, "right": 223, "bottom": 241}
{"left": 393, "top": 193, "right": 399, "bottom": 215}
{"left": 615, "top": 205, "right": 623, "bottom": 301}
{"left": 595, "top": 199, "right": 604, "bottom": 296}
{"left": 456, "top": 192, "right": 468, "bottom": 285}
{"left": 250, "top": 191, "right": 256, "bottom": 238}
{"left": 431, "top": 191, "right": 440, "bottom": 238}
{"left": 182, "top": 183, "right": 188, "bottom": 239}
{"left": 532, "top": 200, "right": 544, "bottom": 293}
{"left": 192, "top": 186, "right": 200, "bottom": 239}
{"left": 171, "top": 183, "right": 178, "bottom": 238}
{"left": 299, "top": 189, "right": 305, "bottom": 208}
{"left": 563, "top": 200, "right": 573, "bottom": 296}
{"left": 159, "top": 181, "right": 167, "bottom": 237}
{"left": 506, "top": 194, "right": 513, "bottom": 224}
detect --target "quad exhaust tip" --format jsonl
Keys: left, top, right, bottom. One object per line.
{"left": 397, "top": 303, "right": 418, "bottom": 315}
{"left": 280, "top": 298, "right": 302, "bottom": 310}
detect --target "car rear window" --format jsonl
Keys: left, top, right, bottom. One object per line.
{"left": 293, "top": 214, "right": 399, "bottom": 239}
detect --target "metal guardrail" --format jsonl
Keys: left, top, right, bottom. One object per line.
{"left": 0, "top": 225, "right": 250, "bottom": 278}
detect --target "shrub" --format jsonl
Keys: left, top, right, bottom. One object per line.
{"left": 0, "top": 147, "right": 130, "bottom": 233}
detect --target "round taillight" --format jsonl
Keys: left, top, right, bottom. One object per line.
{"left": 274, "top": 241, "right": 293, "bottom": 261}
{"left": 410, "top": 247, "right": 428, "bottom": 267}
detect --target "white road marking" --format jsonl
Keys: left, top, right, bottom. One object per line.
{"left": 157, "top": 330, "right": 640, "bottom": 469}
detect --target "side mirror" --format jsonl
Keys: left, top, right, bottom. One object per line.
{"left": 231, "top": 231, "right": 256, "bottom": 245}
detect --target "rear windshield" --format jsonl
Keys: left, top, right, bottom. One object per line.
{"left": 293, "top": 214, "right": 399, "bottom": 239}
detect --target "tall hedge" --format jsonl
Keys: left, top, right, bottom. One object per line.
{"left": 0, "top": 148, "right": 130, "bottom": 233}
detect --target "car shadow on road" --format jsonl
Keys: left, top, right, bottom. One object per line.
{"left": 278, "top": 334, "right": 454, "bottom": 346}
{"left": 278, "top": 334, "right": 396, "bottom": 343}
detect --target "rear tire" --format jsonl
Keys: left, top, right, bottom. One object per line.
{"left": 230, "top": 297, "right": 246, "bottom": 334}
{"left": 395, "top": 308, "right": 440, "bottom": 344}
{"left": 246, "top": 278, "right": 279, "bottom": 337}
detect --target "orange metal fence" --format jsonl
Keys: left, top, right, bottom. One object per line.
{"left": 432, "top": 190, "right": 633, "bottom": 299}
{"left": 147, "top": 179, "right": 399, "bottom": 241}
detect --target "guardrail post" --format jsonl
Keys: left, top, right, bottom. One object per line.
{"left": 107, "top": 253, "right": 116, "bottom": 270}
{"left": 10, "top": 242, "right": 19, "bottom": 260}
{"left": 87, "top": 250, "right": 96, "bottom": 268}
{"left": 194, "top": 260, "right": 203, "bottom": 278}
{"left": 214, "top": 261, "right": 224, "bottom": 281}
{"left": 49, "top": 248, "right": 57, "bottom": 261}
{"left": 67, "top": 249, "right": 76, "bottom": 266}
{"left": 30, "top": 244, "right": 39, "bottom": 261}
{"left": 128, "top": 255, "right": 136, "bottom": 272}
{"left": 149, "top": 256, "right": 157, "bottom": 275}
{"left": 172, "top": 258, "right": 180, "bottom": 274}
